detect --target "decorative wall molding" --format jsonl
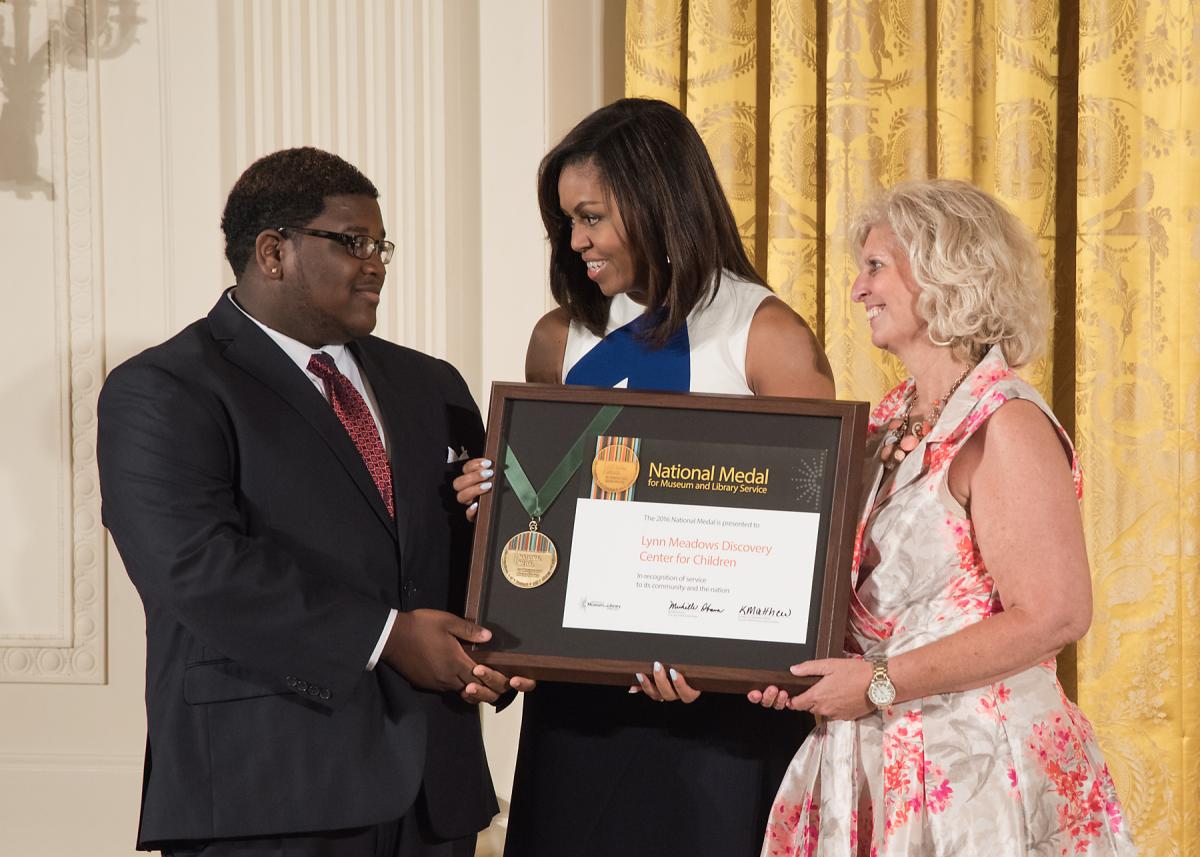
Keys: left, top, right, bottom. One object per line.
{"left": 0, "top": 0, "right": 107, "bottom": 684}
{"left": 0, "top": 751, "right": 142, "bottom": 773}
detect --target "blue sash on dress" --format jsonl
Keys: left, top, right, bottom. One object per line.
{"left": 564, "top": 312, "right": 690, "bottom": 392}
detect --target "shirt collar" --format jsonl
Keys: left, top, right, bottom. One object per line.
{"left": 228, "top": 290, "right": 351, "bottom": 374}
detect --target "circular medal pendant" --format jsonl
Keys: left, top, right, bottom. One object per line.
{"left": 591, "top": 443, "right": 640, "bottom": 493}
{"left": 500, "top": 528, "right": 558, "bottom": 588}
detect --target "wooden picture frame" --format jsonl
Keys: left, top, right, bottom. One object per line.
{"left": 465, "top": 383, "right": 868, "bottom": 694}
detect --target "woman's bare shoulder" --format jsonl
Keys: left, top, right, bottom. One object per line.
{"left": 746, "top": 296, "right": 835, "bottom": 398}
{"left": 525, "top": 306, "right": 572, "bottom": 384}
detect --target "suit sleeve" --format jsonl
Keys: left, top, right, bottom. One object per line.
{"left": 97, "top": 361, "right": 389, "bottom": 711}
{"left": 434, "top": 358, "right": 485, "bottom": 449}
{"left": 430, "top": 358, "right": 521, "bottom": 712}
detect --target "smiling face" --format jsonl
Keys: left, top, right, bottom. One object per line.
{"left": 557, "top": 161, "right": 639, "bottom": 300}
{"left": 279, "top": 194, "right": 387, "bottom": 347}
{"left": 851, "top": 225, "right": 929, "bottom": 357}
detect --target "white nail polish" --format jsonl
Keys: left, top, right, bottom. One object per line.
{"left": 481, "top": 459, "right": 493, "bottom": 468}
{"left": 480, "top": 469, "right": 494, "bottom": 478}
{"left": 653, "top": 661, "right": 663, "bottom": 673}
{"left": 635, "top": 672, "right": 645, "bottom": 684}
{"left": 479, "top": 482, "right": 492, "bottom": 491}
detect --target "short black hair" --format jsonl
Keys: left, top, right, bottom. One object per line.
{"left": 221, "top": 147, "right": 378, "bottom": 277}
{"left": 537, "top": 98, "right": 765, "bottom": 346}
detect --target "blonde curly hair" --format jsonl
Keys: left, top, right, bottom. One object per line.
{"left": 851, "top": 178, "right": 1048, "bottom": 368}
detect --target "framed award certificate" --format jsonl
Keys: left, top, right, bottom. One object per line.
{"left": 464, "top": 383, "right": 869, "bottom": 694}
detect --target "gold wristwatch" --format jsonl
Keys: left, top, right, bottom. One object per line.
{"left": 866, "top": 656, "right": 896, "bottom": 708}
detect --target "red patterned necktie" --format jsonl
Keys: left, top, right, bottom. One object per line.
{"left": 307, "top": 352, "right": 394, "bottom": 518}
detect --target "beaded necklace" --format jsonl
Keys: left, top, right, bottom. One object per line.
{"left": 879, "top": 364, "right": 973, "bottom": 469}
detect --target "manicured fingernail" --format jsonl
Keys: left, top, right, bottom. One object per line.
{"left": 479, "top": 482, "right": 492, "bottom": 491}
{"left": 481, "top": 459, "right": 493, "bottom": 468}
{"left": 628, "top": 686, "right": 639, "bottom": 694}
{"left": 468, "top": 501, "right": 478, "bottom": 511}
{"left": 669, "top": 668, "right": 679, "bottom": 681}
{"left": 473, "top": 665, "right": 486, "bottom": 677}
{"left": 635, "top": 672, "right": 645, "bottom": 684}
{"left": 653, "top": 661, "right": 663, "bottom": 673}
{"left": 480, "top": 469, "right": 494, "bottom": 478}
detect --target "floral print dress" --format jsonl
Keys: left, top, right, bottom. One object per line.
{"left": 763, "top": 348, "right": 1136, "bottom": 857}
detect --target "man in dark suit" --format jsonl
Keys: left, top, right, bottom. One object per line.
{"left": 97, "top": 147, "right": 523, "bottom": 856}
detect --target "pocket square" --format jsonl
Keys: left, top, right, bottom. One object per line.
{"left": 447, "top": 445, "right": 470, "bottom": 464}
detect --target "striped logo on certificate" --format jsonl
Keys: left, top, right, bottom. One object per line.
{"left": 589, "top": 435, "right": 641, "bottom": 500}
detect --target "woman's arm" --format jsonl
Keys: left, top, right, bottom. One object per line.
{"left": 766, "top": 399, "right": 1092, "bottom": 719}
{"left": 745, "top": 297, "right": 835, "bottom": 398}
{"left": 891, "top": 398, "right": 1093, "bottom": 691}
{"left": 525, "top": 307, "right": 571, "bottom": 384}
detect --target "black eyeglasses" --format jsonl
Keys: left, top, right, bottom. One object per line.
{"left": 277, "top": 226, "right": 395, "bottom": 264}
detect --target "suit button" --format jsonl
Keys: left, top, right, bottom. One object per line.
{"left": 285, "top": 676, "right": 298, "bottom": 688}
{"left": 306, "top": 686, "right": 319, "bottom": 696}
{"left": 319, "top": 689, "right": 332, "bottom": 700}
{"left": 296, "top": 679, "right": 309, "bottom": 692}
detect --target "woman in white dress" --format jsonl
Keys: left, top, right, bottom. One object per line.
{"left": 751, "top": 179, "right": 1136, "bottom": 856}
{"left": 456, "top": 98, "right": 834, "bottom": 857}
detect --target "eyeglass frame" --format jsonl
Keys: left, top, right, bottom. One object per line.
{"left": 276, "top": 225, "right": 395, "bottom": 264}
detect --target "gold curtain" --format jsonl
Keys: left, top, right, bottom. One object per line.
{"left": 627, "top": 0, "right": 1199, "bottom": 852}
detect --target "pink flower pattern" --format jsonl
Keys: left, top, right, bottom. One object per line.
{"left": 762, "top": 348, "right": 1135, "bottom": 857}
{"left": 764, "top": 791, "right": 820, "bottom": 857}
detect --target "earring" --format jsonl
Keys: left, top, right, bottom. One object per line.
{"left": 271, "top": 267, "right": 278, "bottom": 274}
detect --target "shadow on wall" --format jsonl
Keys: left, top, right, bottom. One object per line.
{"left": 0, "top": 0, "right": 143, "bottom": 199}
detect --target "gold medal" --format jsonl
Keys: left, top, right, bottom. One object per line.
{"left": 591, "top": 443, "right": 640, "bottom": 493}
{"left": 500, "top": 522, "right": 558, "bottom": 588}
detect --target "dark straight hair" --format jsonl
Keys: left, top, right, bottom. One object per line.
{"left": 536, "top": 98, "right": 766, "bottom": 346}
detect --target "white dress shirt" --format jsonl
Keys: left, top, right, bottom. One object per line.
{"left": 229, "top": 292, "right": 397, "bottom": 670}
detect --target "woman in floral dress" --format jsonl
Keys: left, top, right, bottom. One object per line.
{"left": 751, "top": 179, "right": 1136, "bottom": 856}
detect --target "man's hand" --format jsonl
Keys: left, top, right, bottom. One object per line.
{"left": 380, "top": 609, "right": 490, "bottom": 692}
{"left": 462, "top": 665, "right": 539, "bottom": 706}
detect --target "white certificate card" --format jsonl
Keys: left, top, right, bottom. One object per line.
{"left": 561, "top": 499, "right": 819, "bottom": 644}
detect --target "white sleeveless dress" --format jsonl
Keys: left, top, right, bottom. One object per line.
{"left": 561, "top": 271, "right": 772, "bottom": 394}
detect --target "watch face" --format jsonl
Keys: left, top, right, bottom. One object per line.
{"left": 868, "top": 679, "right": 896, "bottom": 707}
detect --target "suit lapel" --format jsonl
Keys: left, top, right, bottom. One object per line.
{"left": 208, "top": 294, "right": 398, "bottom": 537}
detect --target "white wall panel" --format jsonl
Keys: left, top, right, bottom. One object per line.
{"left": 207, "top": 0, "right": 473, "bottom": 376}
{"left": 0, "top": 0, "right": 620, "bottom": 853}
{"left": 0, "top": 0, "right": 106, "bottom": 683}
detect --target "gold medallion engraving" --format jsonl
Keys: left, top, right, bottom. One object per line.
{"left": 591, "top": 443, "right": 640, "bottom": 493}
{"left": 500, "top": 527, "right": 558, "bottom": 589}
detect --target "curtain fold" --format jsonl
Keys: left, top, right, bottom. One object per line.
{"left": 627, "top": 0, "right": 1200, "bottom": 851}
{"left": 1071, "top": 2, "right": 1200, "bottom": 852}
